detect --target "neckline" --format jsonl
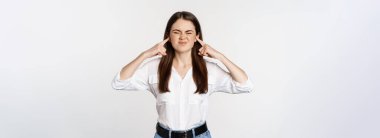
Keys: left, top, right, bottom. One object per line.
{"left": 172, "top": 66, "right": 193, "bottom": 80}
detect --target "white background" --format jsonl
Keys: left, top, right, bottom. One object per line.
{"left": 1, "top": 0, "right": 379, "bottom": 138}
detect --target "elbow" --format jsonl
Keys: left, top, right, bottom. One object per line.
{"left": 232, "top": 78, "right": 254, "bottom": 94}
{"left": 111, "top": 82, "right": 121, "bottom": 90}
{"left": 111, "top": 79, "right": 126, "bottom": 90}
{"left": 233, "top": 87, "right": 254, "bottom": 94}
{"left": 247, "top": 87, "right": 255, "bottom": 94}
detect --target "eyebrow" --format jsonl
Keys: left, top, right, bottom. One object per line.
{"left": 172, "top": 29, "right": 194, "bottom": 32}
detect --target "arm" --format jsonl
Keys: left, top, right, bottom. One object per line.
{"left": 119, "top": 38, "right": 169, "bottom": 80}
{"left": 112, "top": 38, "right": 169, "bottom": 91}
{"left": 196, "top": 37, "right": 249, "bottom": 84}
{"left": 214, "top": 54, "right": 248, "bottom": 83}
{"left": 119, "top": 53, "right": 148, "bottom": 80}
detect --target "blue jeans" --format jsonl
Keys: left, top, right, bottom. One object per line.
{"left": 154, "top": 123, "right": 212, "bottom": 138}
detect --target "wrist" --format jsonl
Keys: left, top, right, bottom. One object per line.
{"left": 214, "top": 53, "right": 225, "bottom": 61}
{"left": 139, "top": 52, "right": 149, "bottom": 59}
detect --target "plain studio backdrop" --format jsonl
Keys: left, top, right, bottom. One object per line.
{"left": 1, "top": 0, "right": 379, "bottom": 138}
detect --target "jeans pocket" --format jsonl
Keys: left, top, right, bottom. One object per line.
{"left": 196, "top": 130, "right": 212, "bottom": 138}
{"left": 154, "top": 133, "right": 162, "bottom": 138}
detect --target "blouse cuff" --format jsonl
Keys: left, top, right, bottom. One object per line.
{"left": 112, "top": 72, "right": 133, "bottom": 90}
{"left": 232, "top": 77, "right": 255, "bottom": 92}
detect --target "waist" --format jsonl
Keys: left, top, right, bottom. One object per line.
{"left": 156, "top": 122, "right": 208, "bottom": 138}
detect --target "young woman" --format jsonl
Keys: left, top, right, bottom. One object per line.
{"left": 112, "top": 11, "right": 254, "bottom": 138}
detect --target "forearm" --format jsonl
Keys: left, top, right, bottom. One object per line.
{"left": 119, "top": 52, "right": 148, "bottom": 80}
{"left": 216, "top": 54, "right": 249, "bottom": 83}
{"left": 195, "top": 37, "right": 250, "bottom": 84}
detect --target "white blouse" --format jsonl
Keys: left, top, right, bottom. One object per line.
{"left": 112, "top": 56, "right": 254, "bottom": 131}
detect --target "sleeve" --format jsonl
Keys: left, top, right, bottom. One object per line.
{"left": 111, "top": 62, "right": 151, "bottom": 92}
{"left": 209, "top": 63, "right": 255, "bottom": 94}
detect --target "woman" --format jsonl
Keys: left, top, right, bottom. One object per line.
{"left": 112, "top": 11, "right": 254, "bottom": 138}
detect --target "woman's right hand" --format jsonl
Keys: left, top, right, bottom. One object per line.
{"left": 142, "top": 38, "right": 169, "bottom": 58}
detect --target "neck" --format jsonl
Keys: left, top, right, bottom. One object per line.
{"left": 173, "top": 51, "right": 192, "bottom": 68}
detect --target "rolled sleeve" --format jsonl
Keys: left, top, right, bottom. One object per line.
{"left": 111, "top": 63, "right": 150, "bottom": 92}
{"left": 231, "top": 77, "right": 255, "bottom": 93}
{"left": 209, "top": 63, "right": 255, "bottom": 94}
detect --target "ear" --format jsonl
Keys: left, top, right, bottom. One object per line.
{"left": 195, "top": 34, "right": 200, "bottom": 42}
{"left": 165, "top": 34, "right": 170, "bottom": 41}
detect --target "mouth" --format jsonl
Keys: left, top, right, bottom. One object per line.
{"left": 178, "top": 41, "right": 187, "bottom": 45}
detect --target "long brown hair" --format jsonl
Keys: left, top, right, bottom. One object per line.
{"left": 158, "top": 11, "right": 208, "bottom": 94}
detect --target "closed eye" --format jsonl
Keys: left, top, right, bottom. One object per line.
{"left": 186, "top": 30, "right": 194, "bottom": 34}
{"left": 171, "top": 29, "right": 195, "bottom": 35}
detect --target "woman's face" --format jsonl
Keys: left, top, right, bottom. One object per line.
{"left": 169, "top": 19, "right": 197, "bottom": 53}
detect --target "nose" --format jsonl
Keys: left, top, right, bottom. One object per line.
{"left": 179, "top": 34, "right": 187, "bottom": 40}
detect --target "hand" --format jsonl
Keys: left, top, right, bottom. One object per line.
{"left": 142, "top": 38, "right": 169, "bottom": 58}
{"left": 196, "top": 36, "right": 223, "bottom": 59}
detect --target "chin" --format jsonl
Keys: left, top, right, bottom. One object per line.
{"left": 173, "top": 45, "right": 193, "bottom": 53}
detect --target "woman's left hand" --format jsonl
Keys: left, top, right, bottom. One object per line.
{"left": 196, "top": 36, "right": 223, "bottom": 59}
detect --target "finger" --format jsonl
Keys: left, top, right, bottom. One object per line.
{"left": 204, "top": 49, "right": 209, "bottom": 56}
{"left": 160, "top": 38, "right": 169, "bottom": 45}
{"left": 160, "top": 50, "right": 167, "bottom": 56}
{"left": 163, "top": 37, "right": 169, "bottom": 42}
{"left": 158, "top": 44, "right": 167, "bottom": 52}
{"left": 201, "top": 49, "right": 207, "bottom": 56}
{"left": 158, "top": 48, "right": 166, "bottom": 56}
{"left": 198, "top": 50, "right": 204, "bottom": 55}
{"left": 160, "top": 51, "right": 166, "bottom": 56}
{"left": 160, "top": 47, "right": 166, "bottom": 52}
{"left": 196, "top": 36, "right": 202, "bottom": 44}
{"left": 203, "top": 46, "right": 208, "bottom": 53}
{"left": 196, "top": 37, "right": 206, "bottom": 46}
{"left": 162, "top": 49, "right": 167, "bottom": 55}
{"left": 199, "top": 45, "right": 207, "bottom": 51}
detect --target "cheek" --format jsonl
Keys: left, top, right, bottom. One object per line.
{"left": 170, "top": 34, "right": 179, "bottom": 40}
{"left": 189, "top": 36, "right": 196, "bottom": 41}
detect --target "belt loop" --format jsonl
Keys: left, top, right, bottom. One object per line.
{"left": 192, "top": 128, "right": 195, "bottom": 137}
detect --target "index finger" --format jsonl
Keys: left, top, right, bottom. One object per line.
{"left": 196, "top": 36, "right": 206, "bottom": 46}
{"left": 163, "top": 38, "right": 169, "bottom": 43}
{"left": 160, "top": 38, "right": 169, "bottom": 45}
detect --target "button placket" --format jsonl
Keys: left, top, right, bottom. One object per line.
{"left": 179, "top": 79, "right": 185, "bottom": 128}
